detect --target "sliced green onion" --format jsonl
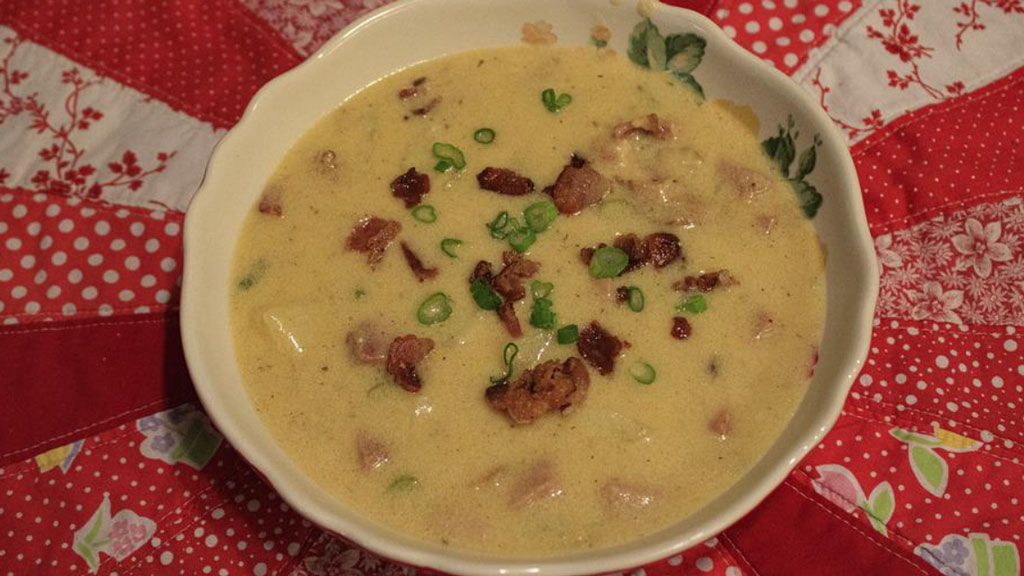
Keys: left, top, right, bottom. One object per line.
{"left": 630, "top": 361, "right": 657, "bottom": 385}
{"left": 507, "top": 225, "right": 537, "bottom": 253}
{"left": 473, "top": 128, "right": 496, "bottom": 144}
{"left": 387, "top": 474, "right": 420, "bottom": 492}
{"left": 433, "top": 159, "right": 453, "bottom": 173}
{"left": 432, "top": 142, "right": 466, "bottom": 170}
{"left": 355, "top": 288, "right": 366, "bottom": 299}
{"left": 487, "top": 211, "right": 511, "bottom": 239}
{"left": 523, "top": 201, "right": 558, "bottom": 233}
{"left": 237, "top": 258, "right": 268, "bottom": 291}
{"left": 529, "top": 297, "right": 557, "bottom": 329}
{"left": 557, "top": 324, "right": 579, "bottom": 344}
{"left": 541, "top": 88, "right": 573, "bottom": 112}
{"left": 531, "top": 280, "right": 554, "bottom": 299}
{"left": 470, "top": 278, "right": 503, "bottom": 311}
{"left": 490, "top": 342, "right": 520, "bottom": 384}
{"left": 440, "top": 238, "right": 462, "bottom": 258}
{"left": 588, "top": 246, "right": 629, "bottom": 278}
{"left": 417, "top": 292, "right": 452, "bottom": 325}
{"left": 627, "top": 286, "right": 644, "bottom": 312}
{"left": 411, "top": 205, "right": 437, "bottom": 223}
{"left": 678, "top": 294, "right": 708, "bottom": 315}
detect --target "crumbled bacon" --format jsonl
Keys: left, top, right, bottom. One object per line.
{"left": 346, "top": 217, "right": 401, "bottom": 267}
{"left": 496, "top": 301, "right": 523, "bottom": 338}
{"left": 398, "top": 77, "right": 426, "bottom": 100}
{"left": 356, "top": 431, "right": 390, "bottom": 471}
{"left": 547, "top": 162, "right": 610, "bottom": 215}
{"left": 345, "top": 322, "right": 391, "bottom": 365}
{"left": 613, "top": 113, "right": 673, "bottom": 140}
{"left": 469, "top": 260, "right": 494, "bottom": 284}
{"left": 577, "top": 322, "right": 624, "bottom": 375}
{"left": 390, "top": 168, "right": 430, "bottom": 208}
{"left": 411, "top": 97, "right": 441, "bottom": 116}
{"left": 673, "top": 270, "right": 736, "bottom": 293}
{"left": 581, "top": 233, "right": 682, "bottom": 274}
{"left": 671, "top": 317, "right": 692, "bottom": 340}
{"left": 615, "top": 286, "right": 630, "bottom": 303}
{"left": 486, "top": 358, "right": 590, "bottom": 425}
{"left": 258, "top": 186, "right": 284, "bottom": 217}
{"left": 400, "top": 242, "right": 438, "bottom": 282}
{"left": 492, "top": 251, "right": 540, "bottom": 302}
{"left": 477, "top": 167, "right": 535, "bottom": 196}
{"left": 385, "top": 335, "right": 434, "bottom": 392}
{"left": 710, "top": 409, "right": 732, "bottom": 439}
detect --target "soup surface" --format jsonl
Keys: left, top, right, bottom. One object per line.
{"left": 230, "top": 42, "right": 825, "bottom": 556}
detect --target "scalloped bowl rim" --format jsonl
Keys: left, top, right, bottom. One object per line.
{"left": 181, "top": 1, "right": 879, "bottom": 574}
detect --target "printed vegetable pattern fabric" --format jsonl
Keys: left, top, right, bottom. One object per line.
{"left": 0, "top": 0, "right": 1022, "bottom": 575}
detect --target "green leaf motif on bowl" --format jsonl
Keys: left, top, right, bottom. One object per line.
{"left": 628, "top": 18, "right": 706, "bottom": 100}
{"left": 762, "top": 115, "right": 824, "bottom": 219}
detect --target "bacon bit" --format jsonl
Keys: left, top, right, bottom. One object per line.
{"left": 390, "top": 167, "right": 430, "bottom": 208}
{"left": 469, "top": 260, "right": 495, "bottom": 284}
{"left": 613, "top": 234, "right": 648, "bottom": 273}
{"left": 385, "top": 335, "right": 434, "bottom": 392}
{"left": 645, "top": 233, "right": 682, "bottom": 268}
{"left": 345, "top": 322, "right": 391, "bottom": 365}
{"left": 753, "top": 311, "right": 775, "bottom": 340}
{"left": 496, "top": 301, "right": 523, "bottom": 338}
{"left": 400, "top": 242, "right": 438, "bottom": 282}
{"left": 601, "top": 479, "right": 657, "bottom": 511}
{"left": 258, "top": 185, "right": 284, "bottom": 217}
{"left": 356, "top": 431, "right": 390, "bottom": 471}
{"left": 579, "top": 245, "right": 599, "bottom": 265}
{"left": 613, "top": 114, "right": 674, "bottom": 140}
{"left": 492, "top": 251, "right": 540, "bottom": 301}
{"left": 710, "top": 409, "right": 732, "bottom": 439}
{"left": 671, "top": 317, "right": 692, "bottom": 340}
{"left": 412, "top": 96, "right": 441, "bottom": 116}
{"left": 577, "top": 322, "right": 624, "bottom": 375}
{"left": 673, "top": 270, "right": 736, "bottom": 293}
{"left": 346, "top": 217, "right": 401, "bottom": 267}
{"left": 548, "top": 163, "right": 611, "bottom": 215}
{"left": 477, "top": 167, "right": 535, "bottom": 196}
{"left": 570, "top": 153, "right": 587, "bottom": 168}
{"left": 398, "top": 86, "right": 417, "bottom": 100}
{"left": 615, "top": 286, "right": 630, "bottom": 303}
{"left": 486, "top": 357, "right": 590, "bottom": 425}
{"left": 521, "top": 21, "right": 558, "bottom": 45}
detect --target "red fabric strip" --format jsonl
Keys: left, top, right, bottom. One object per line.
{"left": 724, "top": 480, "right": 938, "bottom": 575}
{"left": 0, "top": 0, "right": 302, "bottom": 129}
{"left": 853, "top": 65, "right": 1024, "bottom": 232}
{"left": 0, "top": 312, "right": 195, "bottom": 466}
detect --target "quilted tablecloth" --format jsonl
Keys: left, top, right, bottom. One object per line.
{"left": 1, "top": 0, "right": 1023, "bottom": 574}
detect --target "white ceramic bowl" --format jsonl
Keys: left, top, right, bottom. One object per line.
{"left": 181, "top": 1, "right": 878, "bottom": 574}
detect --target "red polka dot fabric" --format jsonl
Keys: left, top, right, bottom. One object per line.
{"left": 2, "top": 0, "right": 1024, "bottom": 575}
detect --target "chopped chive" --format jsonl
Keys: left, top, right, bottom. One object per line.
{"left": 237, "top": 258, "right": 268, "bottom": 291}
{"left": 556, "top": 324, "right": 579, "bottom": 345}
{"left": 678, "top": 294, "right": 708, "bottom": 315}
{"left": 432, "top": 142, "right": 466, "bottom": 170}
{"left": 523, "top": 201, "right": 558, "bottom": 233}
{"left": 588, "top": 246, "right": 629, "bottom": 278}
{"left": 411, "top": 205, "right": 437, "bottom": 223}
{"left": 470, "top": 278, "right": 503, "bottom": 311}
{"left": 473, "top": 128, "right": 496, "bottom": 144}
{"left": 440, "top": 238, "right": 462, "bottom": 258}
{"left": 355, "top": 288, "right": 366, "bottom": 299}
{"left": 591, "top": 37, "right": 608, "bottom": 49}
{"left": 541, "top": 88, "right": 573, "bottom": 112}
{"left": 433, "top": 159, "right": 453, "bottom": 173}
{"left": 627, "top": 286, "right": 644, "bottom": 312}
{"left": 629, "top": 361, "right": 657, "bottom": 385}
{"left": 490, "top": 342, "right": 519, "bottom": 384}
{"left": 417, "top": 292, "right": 452, "bottom": 325}
{"left": 487, "top": 211, "right": 511, "bottom": 239}
{"left": 531, "top": 280, "right": 554, "bottom": 299}
{"left": 507, "top": 225, "right": 537, "bottom": 253}
{"left": 529, "top": 297, "right": 557, "bottom": 329}
{"left": 387, "top": 474, "right": 420, "bottom": 492}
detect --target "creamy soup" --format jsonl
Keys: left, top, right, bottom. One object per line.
{"left": 230, "top": 41, "right": 825, "bottom": 556}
